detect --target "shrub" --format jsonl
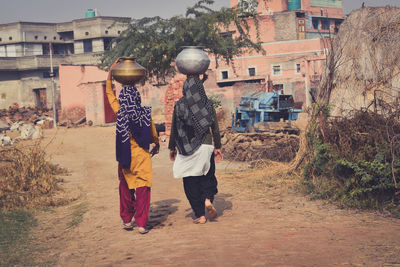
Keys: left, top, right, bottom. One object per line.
{"left": 302, "top": 110, "right": 400, "bottom": 217}
{"left": 0, "top": 142, "right": 66, "bottom": 210}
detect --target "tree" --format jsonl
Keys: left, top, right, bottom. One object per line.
{"left": 99, "top": 0, "right": 263, "bottom": 83}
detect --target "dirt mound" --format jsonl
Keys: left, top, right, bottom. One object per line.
{"left": 221, "top": 129, "right": 299, "bottom": 162}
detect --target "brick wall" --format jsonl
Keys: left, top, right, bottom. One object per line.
{"left": 164, "top": 74, "right": 186, "bottom": 135}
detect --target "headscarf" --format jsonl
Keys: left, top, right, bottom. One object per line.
{"left": 116, "top": 85, "right": 151, "bottom": 168}
{"left": 173, "top": 76, "right": 214, "bottom": 156}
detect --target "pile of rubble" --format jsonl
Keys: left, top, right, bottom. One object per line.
{"left": 0, "top": 107, "right": 54, "bottom": 146}
{"left": 221, "top": 129, "right": 300, "bottom": 162}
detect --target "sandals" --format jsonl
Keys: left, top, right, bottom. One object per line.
{"left": 122, "top": 222, "right": 134, "bottom": 231}
{"left": 138, "top": 227, "right": 149, "bottom": 234}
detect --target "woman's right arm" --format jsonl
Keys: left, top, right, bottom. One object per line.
{"left": 105, "top": 59, "right": 122, "bottom": 114}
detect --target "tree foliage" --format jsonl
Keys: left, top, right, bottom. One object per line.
{"left": 99, "top": 0, "right": 263, "bottom": 82}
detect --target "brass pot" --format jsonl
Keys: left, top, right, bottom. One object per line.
{"left": 111, "top": 57, "right": 146, "bottom": 85}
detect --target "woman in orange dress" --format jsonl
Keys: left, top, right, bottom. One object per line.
{"left": 106, "top": 59, "right": 159, "bottom": 234}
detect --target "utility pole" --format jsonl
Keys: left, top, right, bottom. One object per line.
{"left": 49, "top": 42, "right": 57, "bottom": 128}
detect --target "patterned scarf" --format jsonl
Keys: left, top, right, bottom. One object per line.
{"left": 174, "top": 77, "right": 214, "bottom": 156}
{"left": 116, "top": 86, "right": 151, "bottom": 169}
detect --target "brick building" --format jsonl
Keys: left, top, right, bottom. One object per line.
{"left": 207, "top": 0, "right": 344, "bottom": 108}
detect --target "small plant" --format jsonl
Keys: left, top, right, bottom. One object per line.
{"left": 0, "top": 142, "right": 67, "bottom": 210}
{"left": 209, "top": 95, "right": 222, "bottom": 109}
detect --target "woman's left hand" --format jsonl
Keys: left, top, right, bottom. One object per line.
{"left": 214, "top": 148, "right": 223, "bottom": 162}
{"left": 107, "top": 57, "right": 122, "bottom": 80}
{"left": 150, "top": 143, "right": 160, "bottom": 157}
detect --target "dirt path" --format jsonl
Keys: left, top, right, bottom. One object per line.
{"left": 35, "top": 126, "right": 400, "bottom": 266}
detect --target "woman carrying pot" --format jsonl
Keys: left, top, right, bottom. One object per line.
{"left": 106, "top": 58, "right": 160, "bottom": 234}
{"left": 169, "top": 72, "right": 223, "bottom": 224}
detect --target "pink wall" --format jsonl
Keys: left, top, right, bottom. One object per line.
{"left": 59, "top": 65, "right": 110, "bottom": 122}
{"left": 209, "top": 38, "right": 326, "bottom": 82}
{"left": 59, "top": 64, "right": 166, "bottom": 125}
{"left": 78, "top": 82, "right": 107, "bottom": 125}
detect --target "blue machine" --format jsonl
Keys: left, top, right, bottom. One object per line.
{"left": 232, "top": 91, "right": 302, "bottom": 133}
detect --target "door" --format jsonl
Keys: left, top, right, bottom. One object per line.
{"left": 33, "top": 88, "right": 47, "bottom": 109}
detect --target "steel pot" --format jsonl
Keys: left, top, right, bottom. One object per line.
{"left": 175, "top": 46, "right": 210, "bottom": 75}
{"left": 111, "top": 57, "right": 146, "bottom": 85}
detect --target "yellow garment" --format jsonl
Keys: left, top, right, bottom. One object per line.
{"left": 106, "top": 80, "right": 159, "bottom": 189}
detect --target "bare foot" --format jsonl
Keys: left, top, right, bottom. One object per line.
{"left": 205, "top": 199, "right": 217, "bottom": 219}
{"left": 193, "top": 216, "right": 207, "bottom": 224}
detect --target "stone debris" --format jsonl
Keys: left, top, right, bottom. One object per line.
{"left": 10, "top": 121, "right": 24, "bottom": 132}
{"left": 0, "top": 120, "right": 10, "bottom": 132}
{"left": 0, "top": 133, "right": 13, "bottom": 146}
{"left": 0, "top": 106, "right": 54, "bottom": 145}
{"left": 19, "top": 124, "right": 42, "bottom": 140}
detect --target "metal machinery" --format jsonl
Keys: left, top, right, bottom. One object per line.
{"left": 232, "top": 91, "right": 302, "bottom": 133}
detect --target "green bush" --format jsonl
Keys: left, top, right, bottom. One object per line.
{"left": 301, "top": 110, "right": 400, "bottom": 217}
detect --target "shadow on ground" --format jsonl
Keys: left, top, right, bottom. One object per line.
{"left": 184, "top": 193, "right": 233, "bottom": 220}
{"left": 148, "top": 199, "right": 180, "bottom": 229}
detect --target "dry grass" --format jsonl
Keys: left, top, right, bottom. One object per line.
{"left": 0, "top": 141, "right": 68, "bottom": 210}
{"left": 218, "top": 159, "right": 299, "bottom": 203}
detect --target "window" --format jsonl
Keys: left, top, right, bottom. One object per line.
{"left": 85, "top": 32, "right": 89, "bottom": 36}
{"left": 295, "top": 63, "right": 301, "bottom": 74}
{"left": 312, "top": 18, "right": 319, "bottom": 30}
{"left": 83, "top": 39, "right": 93, "bottom": 53}
{"left": 271, "top": 65, "right": 282, "bottom": 76}
{"left": 117, "top": 30, "right": 121, "bottom": 34}
{"left": 53, "top": 36, "right": 56, "bottom": 40}
{"left": 248, "top": 67, "right": 256, "bottom": 77}
{"left": 105, "top": 30, "right": 109, "bottom": 34}
{"left": 321, "top": 19, "right": 330, "bottom": 30}
{"left": 9, "top": 36, "right": 12, "bottom": 40}
{"left": 221, "top": 70, "right": 229, "bottom": 80}
{"left": 0, "top": 38, "right": 2, "bottom": 42}
{"left": 34, "top": 35, "right": 38, "bottom": 40}
{"left": 42, "top": 43, "right": 50, "bottom": 55}
{"left": 44, "top": 36, "right": 47, "bottom": 40}
{"left": 103, "top": 38, "right": 112, "bottom": 51}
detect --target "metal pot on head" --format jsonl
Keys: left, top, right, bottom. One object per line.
{"left": 175, "top": 46, "right": 210, "bottom": 75}
{"left": 111, "top": 57, "right": 146, "bottom": 85}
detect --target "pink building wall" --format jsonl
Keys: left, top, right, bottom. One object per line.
{"left": 59, "top": 64, "right": 166, "bottom": 125}
{"left": 59, "top": 65, "right": 111, "bottom": 122}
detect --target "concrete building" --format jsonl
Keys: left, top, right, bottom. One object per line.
{"left": 0, "top": 13, "right": 129, "bottom": 110}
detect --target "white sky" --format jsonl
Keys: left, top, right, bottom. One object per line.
{"left": 0, "top": 0, "right": 399, "bottom": 24}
